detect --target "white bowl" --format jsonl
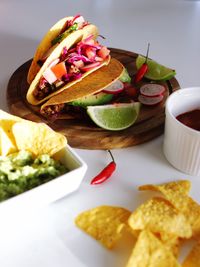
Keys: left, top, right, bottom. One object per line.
{"left": 0, "top": 144, "right": 87, "bottom": 216}
{"left": 163, "top": 87, "right": 200, "bottom": 176}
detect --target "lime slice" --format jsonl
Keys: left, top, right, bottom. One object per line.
{"left": 136, "top": 55, "right": 176, "bottom": 81}
{"left": 87, "top": 102, "right": 141, "bottom": 131}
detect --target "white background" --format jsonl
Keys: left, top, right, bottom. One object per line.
{"left": 0, "top": 1, "right": 200, "bottom": 266}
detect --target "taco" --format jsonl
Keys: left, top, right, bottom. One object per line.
{"left": 40, "top": 58, "right": 132, "bottom": 120}
{"left": 27, "top": 15, "right": 92, "bottom": 84}
{"left": 26, "top": 27, "right": 111, "bottom": 105}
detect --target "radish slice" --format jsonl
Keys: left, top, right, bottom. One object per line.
{"left": 138, "top": 94, "right": 164, "bottom": 106}
{"left": 103, "top": 80, "right": 124, "bottom": 94}
{"left": 140, "top": 83, "right": 165, "bottom": 97}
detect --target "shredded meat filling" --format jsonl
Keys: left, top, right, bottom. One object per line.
{"left": 41, "top": 104, "right": 65, "bottom": 116}
{"left": 33, "top": 85, "right": 53, "bottom": 100}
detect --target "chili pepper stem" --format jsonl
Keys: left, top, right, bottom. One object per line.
{"left": 145, "top": 43, "right": 150, "bottom": 63}
{"left": 108, "top": 150, "right": 115, "bottom": 163}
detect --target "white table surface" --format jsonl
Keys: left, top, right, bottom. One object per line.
{"left": 0, "top": 1, "right": 200, "bottom": 266}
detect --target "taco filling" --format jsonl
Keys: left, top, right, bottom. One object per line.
{"left": 40, "top": 59, "right": 133, "bottom": 120}
{"left": 33, "top": 35, "right": 110, "bottom": 100}
{"left": 51, "top": 15, "right": 89, "bottom": 45}
{"left": 37, "top": 15, "right": 89, "bottom": 67}
{"left": 41, "top": 84, "right": 131, "bottom": 119}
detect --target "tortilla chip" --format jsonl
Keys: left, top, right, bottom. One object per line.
{"left": 139, "top": 180, "right": 200, "bottom": 238}
{"left": 128, "top": 197, "right": 192, "bottom": 238}
{"left": 0, "top": 120, "right": 20, "bottom": 148}
{"left": 139, "top": 180, "right": 191, "bottom": 195}
{"left": 0, "top": 110, "right": 23, "bottom": 122}
{"left": 75, "top": 205, "right": 131, "bottom": 249}
{"left": 12, "top": 121, "right": 67, "bottom": 156}
{"left": 179, "top": 197, "right": 200, "bottom": 238}
{"left": 125, "top": 230, "right": 181, "bottom": 267}
{"left": 158, "top": 232, "right": 181, "bottom": 258}
{"left": 26, "top": 24, "right": 101, "bottom": 105}
{"left": 128, "top": 229, "right": 181, "bottom": 258}
{"left": 0, "top": 110, "right": 24, "bottom": 145}
{"left": 27, "top": 16, "right": 74, "bottom": 84}
{"left": 41, "top": 58, "right": 124, "bottom": 110}
{"left": 0, "top": 110, "right": 24, "bottom": 155}
{"left": 0, "top": 126, "right": 17, "bottom": 156}
{"left": 182, "top": 241, "right": 200, "bottom": 267}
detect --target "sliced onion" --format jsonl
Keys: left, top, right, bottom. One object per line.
{"left": 80, "top": 62, "right": 101, "bottom": 72}
{"left": 67, "top": 54, "right": 91, "bottom": 63}
{"left": 67, "top": 52, "right": 78, "bottom": 58}
{"left": 77, "top": 43, "right": 82, "bottom": 55}
{"left": 138, "top": 94, "right": 164, "bottom": 106}
{"left": 140, "top": 83, "right": 165, "bottom": 97}
{"left": 43, "top": 68, "right": 57, "bottom": 84}
{"left": 67, "top": 47, "right": 76, "bottom": 54}
{"left": 77, "top": 41, "right": 101, "bottom": 55}
{"left": 73, "top": 60, "right": 84, "bottom": 68}
{"left": 103, "top": 80, "right": 124, "bottom": 94}
{"left": 60, "top": 47, "right": 68, "bottom": 61}
{"left": 83, "top": 34, "right": 94, "bottom": 43}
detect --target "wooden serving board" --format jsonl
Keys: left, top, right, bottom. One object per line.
{"left": 7, "top": 48, "right": 180, "bottom": 149}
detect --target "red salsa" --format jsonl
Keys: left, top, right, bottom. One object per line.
{"left": 176, "top": 109, "right": 200, "bottom": 131}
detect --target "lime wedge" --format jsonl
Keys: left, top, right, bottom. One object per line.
{"left": 136, "top": 55, "right": 176, "bottom": 81}
{"left": 119, "top": 68, "right": 131, "bottom": 83}
{"left": 87, "top": 102, "right": 141, "bottom": 131}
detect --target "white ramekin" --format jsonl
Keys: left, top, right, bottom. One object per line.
{"left": 163, "top": 87, "right": 200, "bottom": 176}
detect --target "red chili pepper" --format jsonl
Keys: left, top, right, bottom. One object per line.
{"left": 90, "top": 150, "right": 116, "bottom": 185}
{"left": 134, "top": 43, "right": 150, "bottom": 83}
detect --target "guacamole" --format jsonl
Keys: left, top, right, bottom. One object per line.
{"left": 0, "top": 150, "right": 68, "bottom": 202}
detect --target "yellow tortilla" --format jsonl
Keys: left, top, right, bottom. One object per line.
{"left": 27, "top": 16, "right": 74, "bottom": 84}
{"left": 41, "top": 58, "right": 124, "bottom": 110}
{"left": 26, "top": 24, "right": 107, "bottom": 106}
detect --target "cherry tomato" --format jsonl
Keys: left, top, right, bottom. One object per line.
{"left": 124, "top": 83, "right": 138, "bottom": 98}
{"left": 97, "top": 46, "right": 110, "bottom": 59}
{"left": 85, "top": 47, "right": 96, "bottom": 60}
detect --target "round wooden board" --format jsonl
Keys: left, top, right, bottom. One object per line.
{"left": 7, "top": 48, "right": 180, "bottom": 149}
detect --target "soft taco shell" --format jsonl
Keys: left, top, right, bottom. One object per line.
{"left": 27, "top": 16, "right": 74, "bottom": 84}
{"left": 41, "top": 58, "right": 124, "bottom": 110}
